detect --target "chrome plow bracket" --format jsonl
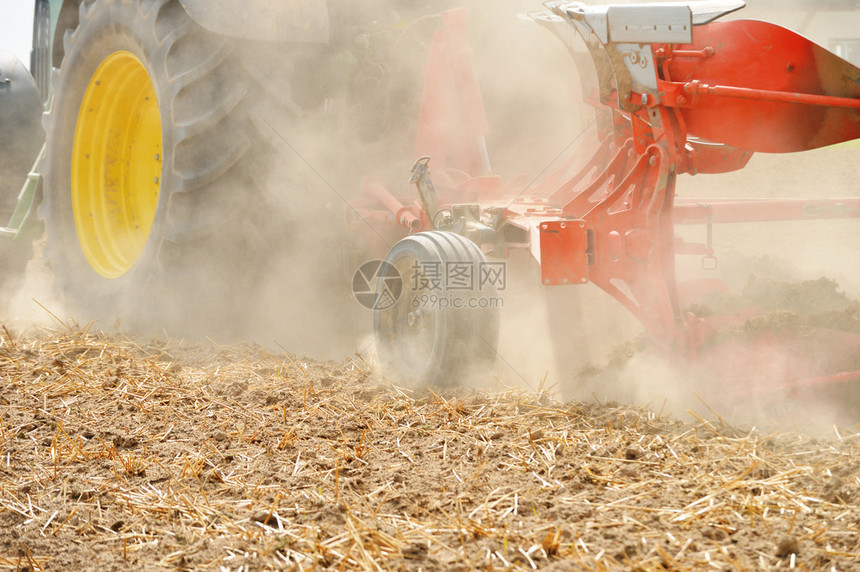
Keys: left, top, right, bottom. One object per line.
{"left": 548, "top": 2, "right": 693, "bottom": 44}
{"left": 543, "top": 0, "right": 745, "bottom": 44}
{"left": 606, "top": 5, "right": 693, "bottom": 44}
{"left": 532, "top": 0, "right": 743, "bottom": 112}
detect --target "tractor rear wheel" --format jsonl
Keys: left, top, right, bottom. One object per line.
{"left": 42, "top": 0, "right": 282, "bottom": 333}
{"left": 374, "top": 231, "right": 500, "bottom": 386}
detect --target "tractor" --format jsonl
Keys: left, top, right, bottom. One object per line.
{"left": 0, "top": 0, "right": 438, "bottom": 334}
{"left": 1, "top": 1, "right": 859, "bottom": 411}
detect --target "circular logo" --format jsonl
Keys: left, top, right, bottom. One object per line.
{"left": 352, "top": 260, "right": 402, "bottom": 310}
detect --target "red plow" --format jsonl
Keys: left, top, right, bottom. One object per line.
{"left": 352, "top": 1, "right": 860, "bottom": 413}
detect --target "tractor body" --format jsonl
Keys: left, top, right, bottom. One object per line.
{"left": 0, "top": 0, "right": 431, "bottom": 333}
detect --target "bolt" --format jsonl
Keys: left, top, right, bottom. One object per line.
{"left": 649, "top": 156, "right": 656, "bottom": 166}
{"left": 154, "top": 176, "right": 159, "bottom": 184}
{"left": 641, "top": 93, "right": 649, "bottom": 106}
{"left": 678, "top": 95, "right": 688, "bottom": 105}
{"left": 544, "top": 278, "right": 550, "bottom": 285}
{"left": 560, "top": 222, "right": 566, "bottom": 229}
{"left": 562, "top": 278, "right": 569, "bottom": 284}
{"left": 154, "top": 153, "right": 160, "bottom": 161}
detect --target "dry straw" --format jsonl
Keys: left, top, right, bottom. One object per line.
{"left": 0, "top": 325, "right": 858, "bottom": 570}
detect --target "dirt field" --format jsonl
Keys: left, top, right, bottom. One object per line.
{"left": 1, "top": 326, "right": 858, "bottom": 571}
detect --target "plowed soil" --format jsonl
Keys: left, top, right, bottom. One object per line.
{"left": 1, "top": 327, "right": 859, "bottom": 571}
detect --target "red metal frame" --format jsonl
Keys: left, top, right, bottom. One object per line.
{"left": 355, "top": 7, "right": 860, "bottom": 393}
{"left": 656, "top": 20, "right": 860, "bottom": 154}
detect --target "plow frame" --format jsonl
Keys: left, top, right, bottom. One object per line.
{"left": 353, "top": 1, "right": 860, "bottom": 390}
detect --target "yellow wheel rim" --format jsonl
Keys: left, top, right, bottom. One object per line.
{"left": 72, "top": 50, "right": 162, "bottom": 279}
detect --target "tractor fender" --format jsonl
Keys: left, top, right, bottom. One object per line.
{"left": 53, "top": 0, "right": 329, "bottom": 67}
{"left": 178, "top": 0, "right": 329, "bottom": 44}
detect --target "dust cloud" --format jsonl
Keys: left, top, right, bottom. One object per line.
{"left": 1, "top": 0, "right": 579, "bottom": 351}
{"left": 1, "top": 0, "right": 858, "bottom": 434}
{"left": 228, "top": 0, "right": 585, "bottom": 362}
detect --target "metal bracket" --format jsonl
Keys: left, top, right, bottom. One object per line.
{"left": 607, "top": 5, "right": 693, "bottom": 44}
{"left": 449, "top": 204, "right": 496, "bottom": 246}
{"left": 0, "top": 144, "right": 44, "bottom": 240}
{"left": 539, "top": 219, "right": 590, "bottom": 285}
{"left": 410, "top": 157, "right": 451, "bottom": 230}
{"left": 701, "top": 209, "right": 717, "bottom": 269}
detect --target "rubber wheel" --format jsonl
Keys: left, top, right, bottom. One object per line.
{"left": 374, "top": 231, "right": 500, "bottom": 386}
{"left": 42, "top": 0, "right": 282, "bottom": 333}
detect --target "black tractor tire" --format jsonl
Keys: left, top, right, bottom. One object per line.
{"left": 374, "top": 231, "right": 500, "bottom": 386}
{"left": 42, "top": 0, "right": 288, "bottom": 335}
